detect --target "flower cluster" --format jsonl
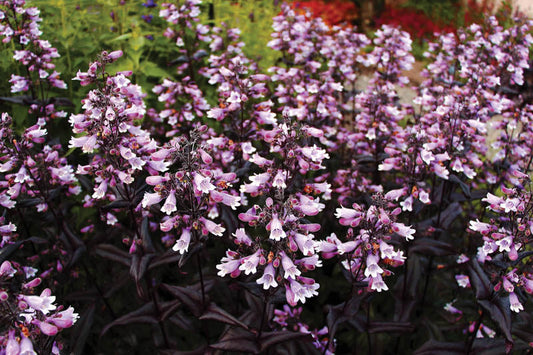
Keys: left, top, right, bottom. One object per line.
{"left": 1, "top": 0, "right": 533, "bottom": 353}
{"left": 69, "top": 50, "right": 161, "bottom": 205}
{"left": 469, "top": 175, "right": 533, "bottom": 313}
{"left": 273, "top": 305, "right": 335, "bottom": 354}
{"left": 218, "top": 118, "right": 329, "bottom": 305}
{"left": 0, "top": 0, "right": 66, "bottom": 93}
{"left": 0, "top": 260, "right": 78, "bottom": 354}
{"left": 142, "top": 124, "right": 239, "bottom": 253}
{"left": 317, "top": 193, "right": 414, "bottom": 292}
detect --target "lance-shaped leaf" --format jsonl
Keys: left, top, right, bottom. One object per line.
{"left": 259, "top": 331, "right": 312, "bottom": 352}
{"left": 161, "top": 283, "right": 204, "bottom": 317}
{"left": 71, "top": 303, "right": 95, "bottom": 355}
{"left": 159, "top": 346, "right": 208, "bottom": 355}
{"left": 159, "top": 300, "right": 182, "bottom": 322}
{"left": 17, "top": 197, "right": 42, "bottom": 207}
{"left": 416, "top": 202, "right": 462, "bottom": 230}
{"left": 101, "top": 302, "right": 158, "bottom": 336}
{"left": 414, "top": 339, "right": 506, "bottom": 355}
{"left": 210, "top": 328, "right": 259, "bottom": 353}
{"left": 0, "top": 241, "right": 23, "bottom": 264}
{"left": 449, "top": 174, "right": 471, "bottom": 198}
{"left": 326, "top": 294, "right": 366, "bottom": 341}
{"left": 130, "top": 253, "right": 155, "bottom": 282}
{"left": 168, "top": 312, "right": 195, "bottom": 331}
{"left": 149, "top": 249, "right": 182, "bottom": 270}
{"left": 141, "top": 217, "right": 155, "bottom": 253}
{"left": 94, "top": 244, "right": 131, "bottom": 267}
{"left": 478, "top": 297, "right": 513, "bottom": 342}
{"left": 178, "top": 243, "right": 203, "bottom": 268}
{"left": 410, "top": 238, "right": 456, "bottom": 256}
{"left": 101, "top": 199, "right": 130, "bottom": 210}
{"left": 367, "top": 321, "right": 415, "bottom": 334}
{"left": 199, "top": 303, "right": 249, "bottom": 329}
{"left": 467, "top": 259, "right": 492, "bottom": 300}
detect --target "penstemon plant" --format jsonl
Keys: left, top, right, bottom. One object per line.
{"left": 1, "top": 0, "right": 533, "bottom": 354}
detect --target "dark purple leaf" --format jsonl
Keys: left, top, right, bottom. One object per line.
{"left": 168, "top": 312, "right": 195, "bottom": 331}
{"left": 0, "top": 95, "right": 34, "bottom": 105}
{"left": 326, "top": 294, "right": 365, "bottom": 341}
{"left": 410, "top": 238, "right": 456, "bottom": 256}
{"left": 94, "top": 244, "right": 131, "bottom": 267}
{"left": 414, "top": 340, "right": 464, "bottom": 354}
{"left": 449, "top": 174, "right": 471, "bottom": 198}
{"left": 149, "top": 249, "right": 182, "bottom": 270}
{"left": 355, "top": 154, "right": 376, "bottom": 164}
{"left": 62, "top": 221, "right": 85, "bottom": 249}
{"left": 0, "top": 241, "right": 23, "bottom": 264}
{"left": 210, "top": 328, "right": 259, "bottom": 353}
{"left": 512, "top": 251, "right": 533, "bottom": 265}
{"left": 101, "top": 302, "right": 158, "bottom": 336}
{"left": 159, "top": 300, "right": 182, "bottom": 321}
{"left": 141, "top": 217, "right": 155, "bottom": 253}
{"left": 130, "top": 253, "right": 155, "bottom": 282}
{"left": 170, "top": 55, "right": 189, "bottom": 64}
{"left": 259, "top": 331, "right": 312, "bottom": 352}
{"left": 77, "top": 175, "right": 93, "bottom": 193}
{"left": 17, "top": 197, "right": 42, "bottom": 207}
{"left": 101, "top": 199, "right": 130, "bottom": 210}
{"left": 478, "top": 297, "right": 513, "bottom": 342}
{"left": 235, "top": 161, "right": 252, "bottom": 178}
{"left": 415, "top": 338, "right": 505, "bottom": 355}
{"left": 439, "top": 202, "right": 463, "bottom": 229}
{"left": 367, "top": 321, "right": 415, "bottom": 334}
{"left": 467, "top": 259, "right": 492, "bottom": 300}
{"left": 178, "top": 243, "right": 203, "bottom": 268}
{"left": 67, "top": 246, "right": 87, "bottom": 269}
{"left": 159, "top": 346, "right": 208, "bottom": 355}
{"left": 199, "top": 303, "right": 249, "bottom": 329}
{"left": 416, "top": 202, "right": 462, "bottom": 230}
{"left": 160, "top": 283, "right": 203, "bottom": 317}
{"left": 26, "top": 236, "right": 48, "bottom": 244}
{"left": 71, "top": 303, "right": 95, "bottom": 355}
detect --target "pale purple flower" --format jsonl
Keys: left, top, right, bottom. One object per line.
{"left": 268, "top": 213, "right": 286, "bottom": 241}
{"left": 256, "top": 263, "right": 278, "bottom": 290}
{"left": 509, "top": 292, "right": 523, "bottom": 313}
{"left": 172, "top": 228, "right": 192, "bottom": 254}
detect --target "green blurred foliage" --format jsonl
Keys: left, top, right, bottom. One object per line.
{"left": 206, "top": 0, "right": 280, "bottom": 70}
{"left": 22, "top": 0, "right": 280, "bottom": 114}
{"left": 404, "top": 0, "right": 462, "bottom": 26}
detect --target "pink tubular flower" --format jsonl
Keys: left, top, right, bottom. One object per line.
{"left": 364, "top": 254, "right": 383, "bottom": 278}
{"left": 509, "top": 292, "right": 523, "bottom": 313}
{"left": 32, "top": 319, "right": 58, "bottom": 336}
{"left": 392, "top": 222, "right": 415, "bottom": 240}
{"left": 210, "top": 190, "right": 240, "bottom": 210}
{"left": 233, "top": 228, "right": 252, "bottom": 246}
{"left": 281, "top": 251, "right": 301, "bottom": 279}
{"left": 193, "top": 173, "right": 215, "bottom": 194}
{"left": 47, "top": 306, "right": 79, "bottom": 328}
{"left": 172, "top": 228, "right": 192, "bottom": 254}
{"left": 161, "top": 190, "right": 177, "bottom": 215}
{"left": 216, "top": 251, "right": 241, "bottom": 278}
{"left": 6, "top": 330, "right": 20, "bottom": 355}
{"left": 142, "top": 192, "right": 163, "bottom": 208}
{"left": 268, "top": 213, "right": 286, "bottom": 241}
{"left": 369, "top": 274, "right": 388, "bottom": 292}
{"left": 21, "top": 288, "right": 56, "bottom": 315}
{"left": 256, "top": 263, "right": 278, "bottom": 290}
{"left": 239, "top": 249, "right": 262, "bottom": 275}
{"left": 199, "top": 217, "right": 225, "bottom": 236}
